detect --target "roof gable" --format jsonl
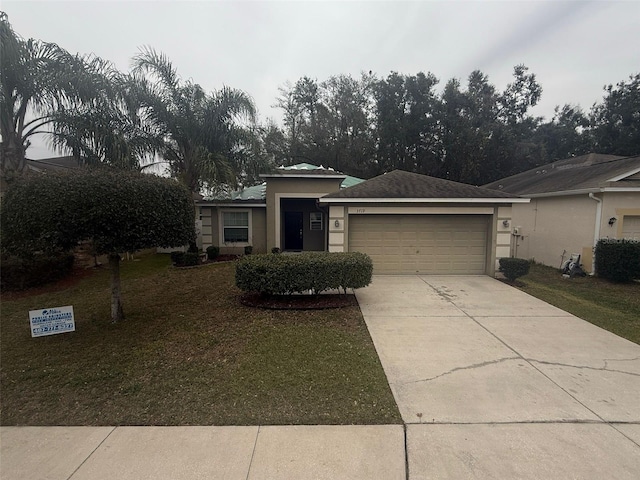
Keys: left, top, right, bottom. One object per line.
{"left": 323, "top": 170, "right": 519, "bottom": 200}
{"left": 483, "top": 153, "right": 640, "bottom": 195}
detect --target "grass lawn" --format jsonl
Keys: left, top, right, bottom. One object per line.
{"left": 1, "top": 254, "right": 400, "bottom": 426}
{"left": 517, "top": 263, "right": 640, "bottom": 345}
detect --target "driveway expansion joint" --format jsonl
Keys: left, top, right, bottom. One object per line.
{"left": 67, "top": 426, "right": 116, "bottom": 480}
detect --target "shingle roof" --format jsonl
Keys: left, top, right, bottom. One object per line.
{"left": 323, "top": 170, "right": 519, "bottom": 199}
{"left": 483, "top": 153, "right": 640, "bottom": 195}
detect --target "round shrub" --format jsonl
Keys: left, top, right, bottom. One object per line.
{"left": 206, "top": 246, "right": 220, "bottom": 260}
{"left": 499, "top": 257, "right": 530, "bottom": 282}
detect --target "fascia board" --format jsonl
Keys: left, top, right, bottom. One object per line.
{"left": 607, "top": 166, "right": 640, "bottom": 182}
{"left": 259, "top": 173, "right": 347, "bottom": 179}
{"left": 196, "top": 202, "right": 266, "bottom": 207}
{"left": 526, "top": 187, "right": 640, "bottom": 198}
{"left": 319, "top": 197, "right": 530, "bottom": 204}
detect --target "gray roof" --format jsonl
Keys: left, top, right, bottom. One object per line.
{"left": 26, "top": 156, "right": 80, "bottom": 172}
{"left": 323, "top": 170, "right": 520, "bottom": 199}
{"left": 483, "top": 153, "right": 640, "bottom": 195}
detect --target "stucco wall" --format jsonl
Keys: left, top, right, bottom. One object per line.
{"left": 512, "top": 192, "right": 640, "bottom": 271}
{"left": 265, "top": 176, "right": 344, "bottom": 250}
{"left": 327, "top": 202, "right": 511, "bottom": 276}
{"left": 511, "top": 195, "right": 595, "bottom": 269}
{"left": 198, "top": 206, "right": 267, "bottom": 254}
{"left": 601, "top": 192, "right": 640, "bottom": 240}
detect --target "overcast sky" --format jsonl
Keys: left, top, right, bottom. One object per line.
{"left": 4, "top": 0, "right": 640, "bottom": 159}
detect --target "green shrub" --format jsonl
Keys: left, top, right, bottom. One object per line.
{"left": 271, "top": 247, "right": 281, "bottom": 254}
{"left": 499, "top": 257, "right": 531, "bottom": 282}
{"left": 182, "top": 252, "right": 201, "bottom": 267}
{"left": 595, "top": 239, "right": 640, "bottom": 282}
{"left": 236, "top": 252, "right": 373, "bottom": 295}
{"left": 206, "top": 246, "right": 220, "bottom": 260}
{"left": 170, "top": 251, "right": 185, "bottom": 265}
{"left": 0, "top": 253, "right": 75, "bottom": 291}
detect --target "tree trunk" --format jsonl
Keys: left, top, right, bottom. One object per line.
{"left": 109, "top": 254, "right": 125, "bottom": 323}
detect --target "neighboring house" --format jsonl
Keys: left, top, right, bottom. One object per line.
{"left": 200, "top": 165, "right": 528, "bottom": 276}
{"left": 483, "top": 153, "right": 640, "bottom": 273}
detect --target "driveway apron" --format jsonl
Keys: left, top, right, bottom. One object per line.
{"left": 356, "top": 275, "right": 640, "bottom": 479}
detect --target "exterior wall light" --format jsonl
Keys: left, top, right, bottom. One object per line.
{"left": 608, "top": 217, "right": 617, "bottom": 226}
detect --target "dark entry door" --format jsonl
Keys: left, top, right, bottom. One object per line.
{"left": 284, "top": 212, "right": 303, "bottom": 250}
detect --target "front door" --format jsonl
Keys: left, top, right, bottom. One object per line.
{"left": 284, "top": 212, "right": 303, "bottom": 250}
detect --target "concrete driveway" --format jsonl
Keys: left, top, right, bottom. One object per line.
{"left": 356, "top": 275, "right": 640, "bottom": 479}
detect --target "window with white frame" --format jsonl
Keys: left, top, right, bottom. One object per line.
{"left": 310, "top": 212, "right": 323, "bottom": 231}
{"left": 221, "top": 210, "right": 250, "bottom": 243}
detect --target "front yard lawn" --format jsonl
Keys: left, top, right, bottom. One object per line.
{"left": 0, "top": 255, "right": 400, "bottom": 426}
{"left": 517, "top": 263, "right": 640, "bottom": 345}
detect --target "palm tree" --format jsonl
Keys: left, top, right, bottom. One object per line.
{"left": 49, "top": 72, "right": 165, "bottom": 171}
{"left": 0, "top": 12, "right": 113, "bottom": 180}
{"left": 131, "top": 47, "right": 257, "bottom": 193}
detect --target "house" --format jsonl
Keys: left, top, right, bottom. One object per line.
{"left": 199, "top": 165, "right": 528, "bottom": 276}
{"left": 483, "top": 153, "right": 640, "bottom": 272}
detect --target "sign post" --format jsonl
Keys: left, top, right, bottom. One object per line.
{"left": 29, "top": 306, "right": 76, "bottom": 337}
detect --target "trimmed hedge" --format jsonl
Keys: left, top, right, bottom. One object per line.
{"left": 499, "top": 257, "right": 531, "bottom": 282}
{"left": 206, "top": 246, "right": 220, "bottom": 260}
{"left": 595, "top": 239, "right": 640, "bottom": 282}
{"left": 236, "top": 252, "right": 373, "bottom": 295}
{"left": 1, "top": 253, "right": 75, "bottom": 291}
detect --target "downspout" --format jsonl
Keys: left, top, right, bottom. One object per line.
{"left": 588, "top": 193, "right": 602, "bottom": 275}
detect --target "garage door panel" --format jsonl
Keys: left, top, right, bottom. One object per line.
{"left": 622, "top": 216, "right": 640, "bottom": 240}
{"left": 349, "top": 214, "right": 488, "bottom": 275}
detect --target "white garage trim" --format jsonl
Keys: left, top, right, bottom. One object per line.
{"left": 347, "top": 206, "right": 493, "bottom": 215}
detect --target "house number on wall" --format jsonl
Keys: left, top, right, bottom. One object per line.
{"left": 356, "top": 208, "right": 366, "bottom": 213}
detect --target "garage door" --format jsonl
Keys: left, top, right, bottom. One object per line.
{"left": 349, "top": 215, "right": 489, "bottom": 274}
{"left": 622, "top": 215, "right": 640, "bottom": 240}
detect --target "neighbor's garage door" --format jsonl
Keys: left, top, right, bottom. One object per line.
{"left": 349, "top": 215, "right": 489, "bottom": 274}
{"left": 622, "top": 215, "right": 640, "bottom": 240}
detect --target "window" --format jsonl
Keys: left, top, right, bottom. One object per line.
{"left": 310, "top": 212, "right": 323, "bottom": 231}
{"left": 222, "top": 211, "right": 249, "bottom": 243}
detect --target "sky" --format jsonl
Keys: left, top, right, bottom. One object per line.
{"left": 4, "top": 0, "right": 640, "bottom": 159}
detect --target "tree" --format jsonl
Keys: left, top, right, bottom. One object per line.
{"left": 1, "top": 169, "right": 195, "bottom": 322}
{"left": 590, "top": 73, "right": 640, "bottom": 156}
{"left": 131, "top": 47, "right": 256, "bottom": 193}
{"left": 0, "top": 12, "right": 113, "bottom": 180}
{"left": 534, "top": 104, "right": 590, "bottom": 161}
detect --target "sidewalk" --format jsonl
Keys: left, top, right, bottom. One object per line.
{"left": 0, "top": 425, "right": 406, "bottom": 480}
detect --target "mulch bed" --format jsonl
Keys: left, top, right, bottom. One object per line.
{"left": 240, "top": 292, "right": 358, "bottom": 310}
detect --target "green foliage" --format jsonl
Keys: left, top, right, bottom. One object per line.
{"left": 499, "top": 257, "right": 531, "bottom": 282}
{"left": 595, "top": 239, "right": 640, "bottom": 282}
{"left": 236, "top": 252, "right": 373, "bottom": 295}
{"left": 271, "top": 247, "right": 281, "bottom": 254}
{"left": 0, "top": 253, "right": 75, "bottom": 291}
{"left": 182, "top": 252, "right": 201, "bottom": 266}
{"left": 590, "top": 73, "right": 640, "bottom": 156}
{"left": 170, "top": 251, "right": 186, "bottom": 265}
{"left": 1, "top": 169, "right": 196, "bottom": 257}
{"left": 206, "top": 246, "right": 220, "bottom": 260}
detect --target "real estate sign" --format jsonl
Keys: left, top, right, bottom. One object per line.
{"left": 29, "top": 306, "right": 75, "bottom": 338}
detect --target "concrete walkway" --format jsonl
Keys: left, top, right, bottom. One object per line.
{"left": 357, "top": 275, "right": 640, "bottom": 479}
{"left": 0, "top": 425, "right": 405, "bottom": 480}
{"left": 3, "top": 275, "right": 640, "bottom": 479}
